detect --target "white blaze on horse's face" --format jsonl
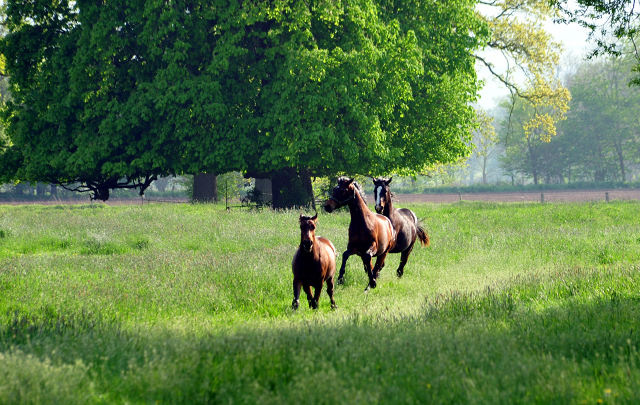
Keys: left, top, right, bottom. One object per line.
{"left": 375, "top": 185, "right": 385, "bottom": 213}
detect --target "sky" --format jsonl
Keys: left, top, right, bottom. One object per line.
{"left": 476, "top": 15, "right": 593, "bottom": 111}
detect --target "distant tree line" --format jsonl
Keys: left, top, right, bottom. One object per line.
{"left": 493, "top": 51, "right": 640, "bottom": 185}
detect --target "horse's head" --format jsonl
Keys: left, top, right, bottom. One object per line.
{"left": 324, "top": 177, "right": 356, "bottom": 213}
{"left": 373, "top": 177, "right": 392, "bottom": 214}
{"left": 299, "top": 213, "right": 318, "bottom": 252}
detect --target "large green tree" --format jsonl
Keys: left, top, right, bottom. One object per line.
{"left": 0, "top": 0, "right": 488, "bottom": 204}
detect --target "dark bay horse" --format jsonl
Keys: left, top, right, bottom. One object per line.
{"left": 324, "top": 177, "right": 395, "bottom": 290}
{"left": 373, "top": 177, "right": 430, "bottom": 277}
{"left": 292, "top": 213, "right": 338, "bottom": 310}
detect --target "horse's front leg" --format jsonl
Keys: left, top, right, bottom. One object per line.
{"left": 360, "top": 254, "right": 376, "bottom": 291}
{"left": 311, "top": 282, "right": 324, "bottom": 310}
{"left": 372, "top": 252, "right": 388, "bottom": 281}
{"left": 303, "top": 284, "right": 317, "bottom": 309}
{"left": 292, "top": 278, "right": 302, "bottom": 310}
{"left": 337, "top": 244, "right": 356, "bottom": 284}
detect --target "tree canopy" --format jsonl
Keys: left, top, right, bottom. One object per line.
{"left": 0, "top": 0, "right": 489, "bottom": 201}
{"left": 553, "top": 0, "right": 640, "bottom": 86}
{"left": 475, "top": 0, "right": 571, "bottom": 143}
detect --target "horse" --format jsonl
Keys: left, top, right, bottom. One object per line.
{"left": 292, "top": 213, "right": 338, "bottom": 310}
{"left": 372, "top": 177, "right": 430, "bottom": 277}
{"left": 324, "top": 177, "right": 395, "bottom": 290}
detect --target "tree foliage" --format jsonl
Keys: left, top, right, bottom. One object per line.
{"left": 476, "top": 0, "right": 571, "bottom": 142}
{"left": 0, "top": 0, "right": 489, "bottom": 201}
{"left": 553, "top": 0, "right": 640, "bottom": 85}
{"left": 558, "top": 54, "right": 640, "bottom": 181}
{"left": 497, "top": 54, "right": 640, "bottom": 183}
{"left": 469, "top": 108, "right": 501, "bottom": 184}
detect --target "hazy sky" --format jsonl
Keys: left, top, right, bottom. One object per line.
{"left": 476, "top": 18, "right": 593, "bottom": 111}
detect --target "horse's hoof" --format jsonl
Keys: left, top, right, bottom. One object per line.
{"left": 331, "top": 304, "right": 338, "bottom": 309}
{"left": 292, "top": 300, "right": 299, "bottom": 310}
{"left": 397, "top": 271, "right": 403, "bottom": 278}
{"left": 337, "top": 277, "right": 345, "bottom": 285}
{"left": 309, "top": 300, "right": 318, "bottom": 310}
{"left": 367, "top": 279, "right": 377, "bottom": 290}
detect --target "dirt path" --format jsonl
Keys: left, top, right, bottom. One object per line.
{"left": 371, "top": 189, "right": 640, "bottom": 204}
{"left": 2, "top": 189, "right": 639, "bottom": 206}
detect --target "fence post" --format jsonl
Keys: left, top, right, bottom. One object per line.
{"left": 541, "top": 193, "right": 544, "bottom": 204}
{"left": 605, "top": 192, "right": 609, "bottom": 203}
{"left": 458, "top": 191, "right": 461, "bottom": 201}
{"left": 225, "top": 179, "right": 229, "bottom": 210}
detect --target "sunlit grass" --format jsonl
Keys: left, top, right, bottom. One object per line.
{"left": 1, "top": 200, "right": 640, "bottom": 403}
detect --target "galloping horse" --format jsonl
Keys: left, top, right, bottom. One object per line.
{"left": 292, "top": 213, "right": 338, "bottom": 310}
{"left": 324, "top": 177, "right": 395, "bottom": 290}
{"left": 373, "top": 177, "right": 430, "bottom": 277}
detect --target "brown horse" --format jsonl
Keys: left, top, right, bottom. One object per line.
{"left": 292, "top": 213, "right": 338, "bottom": 310}
{"left": 324, "top": 177, "right": 395, "bottom": 290}
{"left": 373, "top": 177, "right": 430, "bottom": 277}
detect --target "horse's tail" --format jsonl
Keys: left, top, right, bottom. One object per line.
{"left": 416, "top": 224, "right": 430, "bottom": 247}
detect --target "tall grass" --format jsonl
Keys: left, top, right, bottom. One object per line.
{"left": 1, "top": 201, "right": 640, "bottom": 403}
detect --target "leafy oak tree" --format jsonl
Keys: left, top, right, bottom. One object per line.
{"left": 0, "top": 0, "right": 489, "bottom": 205}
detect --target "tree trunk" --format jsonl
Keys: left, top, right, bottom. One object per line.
{"left": 193, "top": 172, "right": 218, "bottom": 202}
{"left": 36, "top": 182, "right": 45, "bottom": 196}
{"left": 271, "top": 168, "right": 314, "bottom": 209}
{"left": 526, "top": 136, "right": 539, "bottom": 185}
{"left": 50, "top": 184, "right": 58, "bottom": 198}
{"left": 614, "top": 141, "right": 626, "bottom": 180}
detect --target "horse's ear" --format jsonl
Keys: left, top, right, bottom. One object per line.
{"left": 346, "top": 178, "right": 354, "bottom": 185}
{"left": 386, "top": 177, "right": 393, "bottom": 185}
{"left": 311, "top": 213, "right": 318, "bottom": 221}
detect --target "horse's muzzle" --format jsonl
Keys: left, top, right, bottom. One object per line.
{"left": 375, "top": 205, "right": 383, "bottom": 214}
{"left": 324, "top": 203, "right": 335, "bottom": 213}
{"left": 302, "top": 240, "right": 313, "bottom": 252}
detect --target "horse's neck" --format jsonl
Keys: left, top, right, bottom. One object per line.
{"left": 383, "top": 191, "right": 395, "bottom": 218}
{"left": 348, "top": 189, "right": 373, "bottom": 223}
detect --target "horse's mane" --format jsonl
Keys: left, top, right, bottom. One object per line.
{"left": 337, "top": 176, "right": 365, "bottom": 197}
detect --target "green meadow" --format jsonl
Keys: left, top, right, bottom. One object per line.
{"left": 1, "top": 200, "right": 640, "bottom": 404}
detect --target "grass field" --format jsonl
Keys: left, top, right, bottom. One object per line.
{"left": 1, "top": 200, "right": 640, "bottom": 404}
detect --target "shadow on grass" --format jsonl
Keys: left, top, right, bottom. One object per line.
{"left": 2, "top": 266, "right": 640, "bottom": 404}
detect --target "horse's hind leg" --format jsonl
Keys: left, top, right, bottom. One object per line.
{"left": 397, "top": 240, "right": 416, "bottom": 278}
{"left": 326, "top": 277, "right": 337, "bottom": 309}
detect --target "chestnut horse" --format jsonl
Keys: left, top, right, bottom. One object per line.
{"left": 373, "top": 177, "right": 430, "bottom": 277}
{"left": 324, "top": 177, "right": 395, "bottom": 290}
{"left": 292, "top": 213, "right": 338, "bottom": 310}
